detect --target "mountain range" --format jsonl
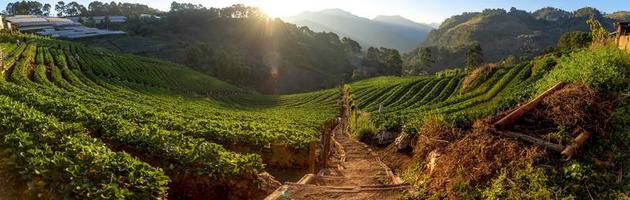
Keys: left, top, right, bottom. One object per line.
{"left": 284, "top": 9, "right": 434, "bottom": 52}
{"left": 405, "top": 7, "right": 622, "bottom": 72}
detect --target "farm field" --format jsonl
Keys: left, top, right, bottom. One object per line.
{"left": 348, "top": 61, "right": 535, "bottom": 129}
{"left": 0, "top": 33, "right": 340, "bottom": 199}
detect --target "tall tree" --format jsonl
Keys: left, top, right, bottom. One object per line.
{"left": 366, "top": 47, "right": 379, "bottom": 61}
{"left": 88, "top": 1, "right": 106, "bottom": 15}
{"left": 5, "top": 1, "right": 44, "bottom": 15}
{"left": 55, "top": 1, "right": 65, "bottom": 17}
{"left": 42, "top": 3, "right": 51, "bottom": 16}
{"left": 5, "top": 2, "right": 14, "bottom": 15}
{"left": 465, "top": 43, "right": 484, "bottom": 69}
{"left": 170, "top": 1, "right": 205, "bottom": 12}
{"left": 417, "top": 47, "right": 435, "bottom": 74}
{"left": 382, "top": 48, "right": 403, "bottom": 75}
{"left": 64, "top": 2, "right": 86, "bottom": 16}
{"left": 341, "top": 37, "right": 362, "bottom": 55}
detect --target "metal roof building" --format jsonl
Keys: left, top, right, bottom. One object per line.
{"left": 3, "top": 15, "right": 125, "bottom": 39}
{"left": 67, "top": 16, "right": 128, "bottom": 24}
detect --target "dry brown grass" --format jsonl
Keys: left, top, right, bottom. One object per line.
{"left": 413, "top": 115, "right": 461, "bottom": 162}
{"left": 381, "top": 84, "right": 615, "bottom": 198}
{"left": 422, "top": 121, "right": 545, "bottom": 197}
{"left": 534, "top": 84, "right": 613, "bottom": 135}
{"left": 460, "top": 64, "right": 497, "bottom": 92}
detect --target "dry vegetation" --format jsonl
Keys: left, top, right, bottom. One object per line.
{"left": 460, "top": 64, "right": 497, "bottom": 92}
{"left": 392, "top": 83, "right": 621, "bottom": 199}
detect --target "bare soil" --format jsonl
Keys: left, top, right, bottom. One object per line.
{"left": 270, "top": 87, "right": 410, "bottom": 200}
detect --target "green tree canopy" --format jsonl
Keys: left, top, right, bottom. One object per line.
{"left": 364, "top": 47, "right": 402, "bottom": 76}
{"left": 64, "top": 1, "right": 87, "bottom": 16}
{"left": 465, "top": 43, "right": 484, "bottom": 69}
{"left": 342, "top": 37, "right": 362, "bottom": 55}
{"left": 55, "top": 1, "right": 65, "bottom": 17}
{"left": 5, "top": 1, "right": 44, "bottom": 15}
{"left": 42, "top": 3, "right": 51, "bottom": 16}
{"left": 417, "top": 47, "right": 435, "bottom": 74}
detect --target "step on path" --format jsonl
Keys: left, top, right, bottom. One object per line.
{"left": 265, "top": 87, "right": 410, "bottom": 200}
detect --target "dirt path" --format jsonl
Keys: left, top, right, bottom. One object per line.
{"left": 265, "top": 86, "right": 410, "bottom": 200}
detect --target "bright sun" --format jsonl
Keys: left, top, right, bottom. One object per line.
{"left": 258, "top": 0, "right": 306, "bottom": 18}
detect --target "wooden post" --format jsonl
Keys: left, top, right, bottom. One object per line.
{"left": 321, "top": 129, "right": 331, "bottom": 168}
{"left": 319, "top": 120, "right": 331, "bottom": 169}
{"left": 616, "top": 22, "right": 622, "bottom": 48}
{"left": 490, "top": 128, "right": 565, "bottom": 152}
{"left": 308, "top": 140, "right": 317, "bottom": 174}
{"left": 561, "top": 127, "right": 592, "bottom": 160}
{"left": 494, "top": 82, "right": 566, "bottom": 128}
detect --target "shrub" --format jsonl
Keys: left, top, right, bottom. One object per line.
{"left": 531, "top": 54, "right": 557, "bottom": 76}
{"left": 482, "top": 163, "right": 559, "bottom": 200}
{"left": 557, "top": 31, "right": 592, "bottom": 52}
{"left": 536, "top": 47, "right": 630, "bottom": 94}
{"left": 349, "top": 111, "right": 378, "bottom": 140}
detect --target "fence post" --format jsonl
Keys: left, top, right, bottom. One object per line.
{"left": 308, "top": 140, "right": 317, "bottom": 174}
{"left": 319, "top": 120, "right": 335, "bottom": 169}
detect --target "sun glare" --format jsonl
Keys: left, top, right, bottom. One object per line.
{"left": 258, "top": 0, "right": 306, "bottom": 18}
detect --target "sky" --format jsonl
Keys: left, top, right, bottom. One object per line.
{"left": 2, "top": 0, "right": 627, "bottom": 24}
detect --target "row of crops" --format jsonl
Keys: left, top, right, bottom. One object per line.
{"left": 0, "top": 33, "right": 340, "bottom": 198}
{"left": 348, "top": 61, "right": 539, "bottom": 129}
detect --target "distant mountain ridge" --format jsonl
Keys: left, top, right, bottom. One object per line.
{"left": 284, "top": 9, "right": 434, "bottom": 52}
{"left": 405, "top": 7, "right": 623, "bottom": 73}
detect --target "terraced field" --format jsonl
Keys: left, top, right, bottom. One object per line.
{"left": 0, "top": 33, "right": 340, "bottom": 199}
{"left": 348, "top": 62, "right": 537, "bottom": 128}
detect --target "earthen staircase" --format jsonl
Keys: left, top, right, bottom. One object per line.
{"left": 265, "top": 87, "right": 410, "bottom": 200}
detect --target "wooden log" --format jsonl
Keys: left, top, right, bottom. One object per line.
{"left": 490, "top": 127, "right": 565, "bottom": 152}
{"left": 321, "top": 122, "right": 333, "bottom": 169}
{"left": 494, "top": 82, "right": 566, "bottom": 129}
{"left": 308, "top": 140, "right": 317, "bottom": 174}
{"left": 263, "top": 185, "right": 288, "bottom": 200}
{"left": 296, "top": 174, "right": 316, "bottom": 184}
{"left": 561, "top": 127, "right": 592, "bottom": 160}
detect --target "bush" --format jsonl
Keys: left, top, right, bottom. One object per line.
{"left": 349, "top": 111, "right": 378, "bottom": 140}
{"left": 557, "top": 31, "right": 592, "bottom": 52}
{"left": 536, "top": 47, "right": 630, "bottom": 94}
{"left": 531, "top": 54, "right": 557, "bottom": 76}
{"left": 482, "top": 163, "right": 560, "bottom": 200}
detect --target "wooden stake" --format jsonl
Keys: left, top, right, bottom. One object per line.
{"left": 308, "top": 140, "right": 317, "bottom": 174}
{"left": 494, "top": 82, "right": 566, "bottom": 129}
{"left": 490, "top": 127, "right": 565, "bottom": 152}
{"left": 561, "top": 127, "right": 592, "bottom": 160}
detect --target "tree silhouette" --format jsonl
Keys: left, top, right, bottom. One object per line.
{"left": 465, "top": 43, "right": 484, "bottom": 69}
{"left": 417, "top": 47, "right": 435, "bottom": 74}
{"left": 55, "top": 1, "right": 65, "bottom": 17}
{"left": 42, "top": 4, "right": 51, "bottom": 16}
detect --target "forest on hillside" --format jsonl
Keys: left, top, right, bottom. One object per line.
{"left": 48, "top": 1, "right": 403, "bottom": 94}
{"left": 404, "top": 7, "right": 624, "bottom": 73}
{"left": 4, "top": 1, "right": 406, "bottom": 94}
